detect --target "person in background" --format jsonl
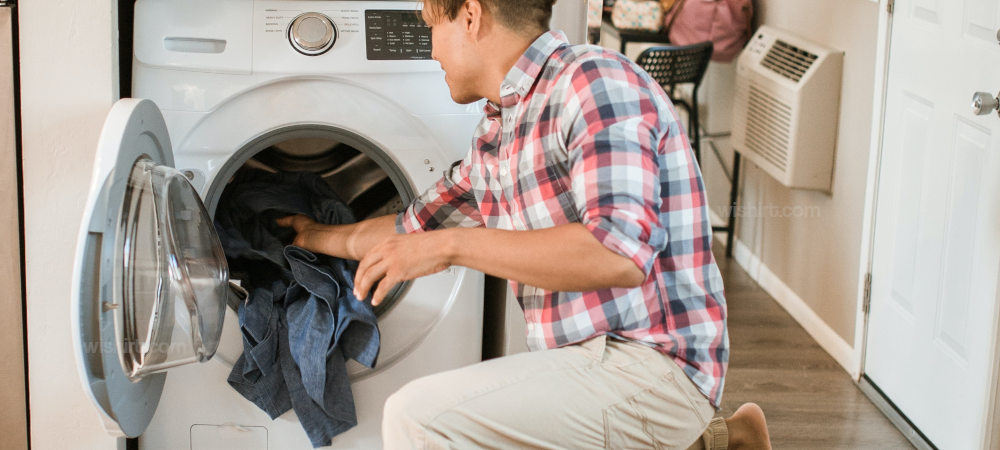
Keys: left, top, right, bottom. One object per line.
{"left": 278, "top": 0, "right": 771, "bottom": 447}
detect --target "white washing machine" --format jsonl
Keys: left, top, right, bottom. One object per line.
{"left": 71, "top": 1, "right": 487, "bottom": 448}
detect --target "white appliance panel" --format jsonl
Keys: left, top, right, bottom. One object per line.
{"left": 135, "top": 0, "right": 253, "bottom": 74}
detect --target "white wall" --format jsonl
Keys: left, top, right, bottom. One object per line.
{"left": 550, "top": 0, "right": 588, "bottom": 44}
{"left": 20, "top": 0, "right": 122, "bottom": 448}
{"left": 701, "top": 0, "right": 879, "bottom": 370}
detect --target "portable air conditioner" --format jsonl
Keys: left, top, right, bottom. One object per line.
{"left": 732, "top": 26, "right": 844, "bottom": 192}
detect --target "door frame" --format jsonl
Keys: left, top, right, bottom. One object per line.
{"left": 855, "top": 0, "right": 894, "bottom": 382}
{"left": 857, "top": 1, "right": 1000, "bottom": 448}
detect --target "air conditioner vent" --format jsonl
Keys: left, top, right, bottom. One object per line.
{"left": 732, "top": 26, "right": 844, "bottom": 191}
{"left": 761, "top": 39, "right": 818, "bottom": 82}
{"left": 745, "top": 86, "right": 792, "bottom": 170}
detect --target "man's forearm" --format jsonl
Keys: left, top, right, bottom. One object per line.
{"left": 292, "top": 214, "right": 646, "bottom": 301}
{"left": 302, "top": 214, "right": 398, "bottom": 261}
{"left": 444, "top": 224, "right": 645, "bottom": 292}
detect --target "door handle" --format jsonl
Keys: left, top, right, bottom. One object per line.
{"left": 971, "top": 91, "right": 1000, "bottom": 117}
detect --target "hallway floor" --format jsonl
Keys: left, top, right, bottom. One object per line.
{"left": 714, "top": 250, "right": 913, "bottom": 448}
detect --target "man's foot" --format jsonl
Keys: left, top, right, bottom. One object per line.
{"left": 725, "top": 403, "right": 771, "bottom": 449}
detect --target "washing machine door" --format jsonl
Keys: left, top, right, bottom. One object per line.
{"left": 71, "top": 98, "right": 230, "bottom": 437}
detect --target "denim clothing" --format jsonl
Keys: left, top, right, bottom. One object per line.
{"left": 216, "top": 169, "right": 380, "bottom": 448}
{"left": 215, "top": 171, "right": 355, "bottom": 269}
{"left": 284, "top": 246, "right": 379, "bottom": 407}
{"left": 227, "top": 278, "right": 291, "bottom": 418}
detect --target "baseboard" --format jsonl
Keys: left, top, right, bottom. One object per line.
{"left": 731, "top": 239, "right": 858, "bottom": 375}
{"left": 730, "top": 236, "right": 762, "bottom": 279}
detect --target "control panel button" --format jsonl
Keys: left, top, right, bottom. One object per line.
{"left": 289, "top": 12, "right": 336, "bottom": 56}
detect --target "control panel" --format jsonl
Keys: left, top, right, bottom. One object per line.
{"left": 364, "top": 10, "right": 432, "bottom": 60}
{"left": 253, "top": 1, "right": 439, "bottom": 74}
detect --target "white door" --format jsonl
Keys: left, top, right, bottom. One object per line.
{"left": 865, "top": 1, "right": 1000, "bottom": 448}
{"left": 71, "top": 98, "right": 230, "bottom": 437}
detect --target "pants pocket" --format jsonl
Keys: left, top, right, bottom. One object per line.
{"left": 602, "top": 372, "right": 706, "bottom": 449}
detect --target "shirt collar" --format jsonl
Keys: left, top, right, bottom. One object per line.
{"left": 485, "top": 30, "right": 568, "bottom": 114}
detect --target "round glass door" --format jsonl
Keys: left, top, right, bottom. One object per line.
{"left": 114, "top": 156, "right": 228, "bottom": 380}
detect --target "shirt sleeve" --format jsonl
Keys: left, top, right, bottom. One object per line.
{"left": 562, "top": 58, "right": 672, "bottom": 276}
{"left": 396, "top": 149, "right": 484, "bottom": 234}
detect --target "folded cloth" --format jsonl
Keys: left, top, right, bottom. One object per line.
{"left": 217, "top": 169, "right": 380, "bottom": 448}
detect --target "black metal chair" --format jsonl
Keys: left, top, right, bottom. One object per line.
{"left": 635, "top": 41, "right": 714, "bottom": 162}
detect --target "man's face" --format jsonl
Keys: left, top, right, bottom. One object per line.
{"left": 423, "top": 5, "right": 483, "bottom": 104}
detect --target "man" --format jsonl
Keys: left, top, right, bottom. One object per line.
{"left": 278, "top": 0, "right": 770, "bottom": 447}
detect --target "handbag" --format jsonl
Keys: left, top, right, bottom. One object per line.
{"left": 611, "top": 0, "right": 665, "bottom": 32}
{"left": 587, "top": 0, "right": 603, "bottom": 28}
{"left": 664, "top": 0, "right": 754, "bottom": 62}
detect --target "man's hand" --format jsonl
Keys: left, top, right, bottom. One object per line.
{"left": 275, "top": 214, "right": 326, "bottom": 253}
{"left": 276, "top": 214, "right": 434, "bottom": 305}
{"left": 354, "top": 231, "right": 454, "bottom": 306}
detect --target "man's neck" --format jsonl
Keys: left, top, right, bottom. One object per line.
{"left": 479, "top": 28, "right": 541, "bottom": 105}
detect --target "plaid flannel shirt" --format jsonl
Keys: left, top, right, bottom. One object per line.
{"left": 397, "top": 31, "right": 728, "bottom": 406}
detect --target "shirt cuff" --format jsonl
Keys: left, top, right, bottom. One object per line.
{"left": 583, "top": 216, "right": 658, "bottom": 276}
{"left": 395, "top": 209, "right": 423, "bottom": 234}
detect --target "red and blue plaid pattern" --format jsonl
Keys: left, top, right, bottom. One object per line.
{"left": 397, "top": 31, "right": 728, "bottom": 407}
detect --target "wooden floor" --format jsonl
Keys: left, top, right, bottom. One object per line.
{"left": 714, "top": 251, "right": 914, "bottom": 449}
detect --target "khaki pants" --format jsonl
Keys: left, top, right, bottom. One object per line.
{"left": 383, "top": 335, "right": 727, "bottom": 449}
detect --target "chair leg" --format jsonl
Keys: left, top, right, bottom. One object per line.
{"left": 691, "top": 89, "right": 701, "bottom": 164}
{"left": 725, "top": 152, "right": 741, "bottom": 258}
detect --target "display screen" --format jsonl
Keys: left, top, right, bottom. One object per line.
{"left": 365, "top": 10, "right": 432, "bottom": 60}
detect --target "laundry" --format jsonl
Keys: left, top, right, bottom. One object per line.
{"left": 215, "top": 169, "right": 380, "bottom": 448}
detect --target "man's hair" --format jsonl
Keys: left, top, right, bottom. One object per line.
{"left": 424, "top": 0, "right": 557, "bottom": 35}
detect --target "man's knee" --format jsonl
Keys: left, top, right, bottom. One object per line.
{"left": 383, "top": 379, "right": 428, "bottom": 427}
{"left": 383, "top": 380, "right": 424, "bottom": 448}
{"left": 383, "top": 373, "right": 454, "bottom": 448}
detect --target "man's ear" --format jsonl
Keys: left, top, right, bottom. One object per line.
{"left": 462, "top": 0, "right": 484, "bottom": 36}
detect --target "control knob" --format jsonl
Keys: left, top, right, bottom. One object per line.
{"left": 288, "top": 12, "right": 337, "bottom": 56}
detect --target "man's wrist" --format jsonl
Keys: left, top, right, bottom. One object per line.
{"left": 302, "top": 224, "right": 328, "bottom": 254}
{"left": 438, "top": 228, "right": 464, "bottom": 268}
